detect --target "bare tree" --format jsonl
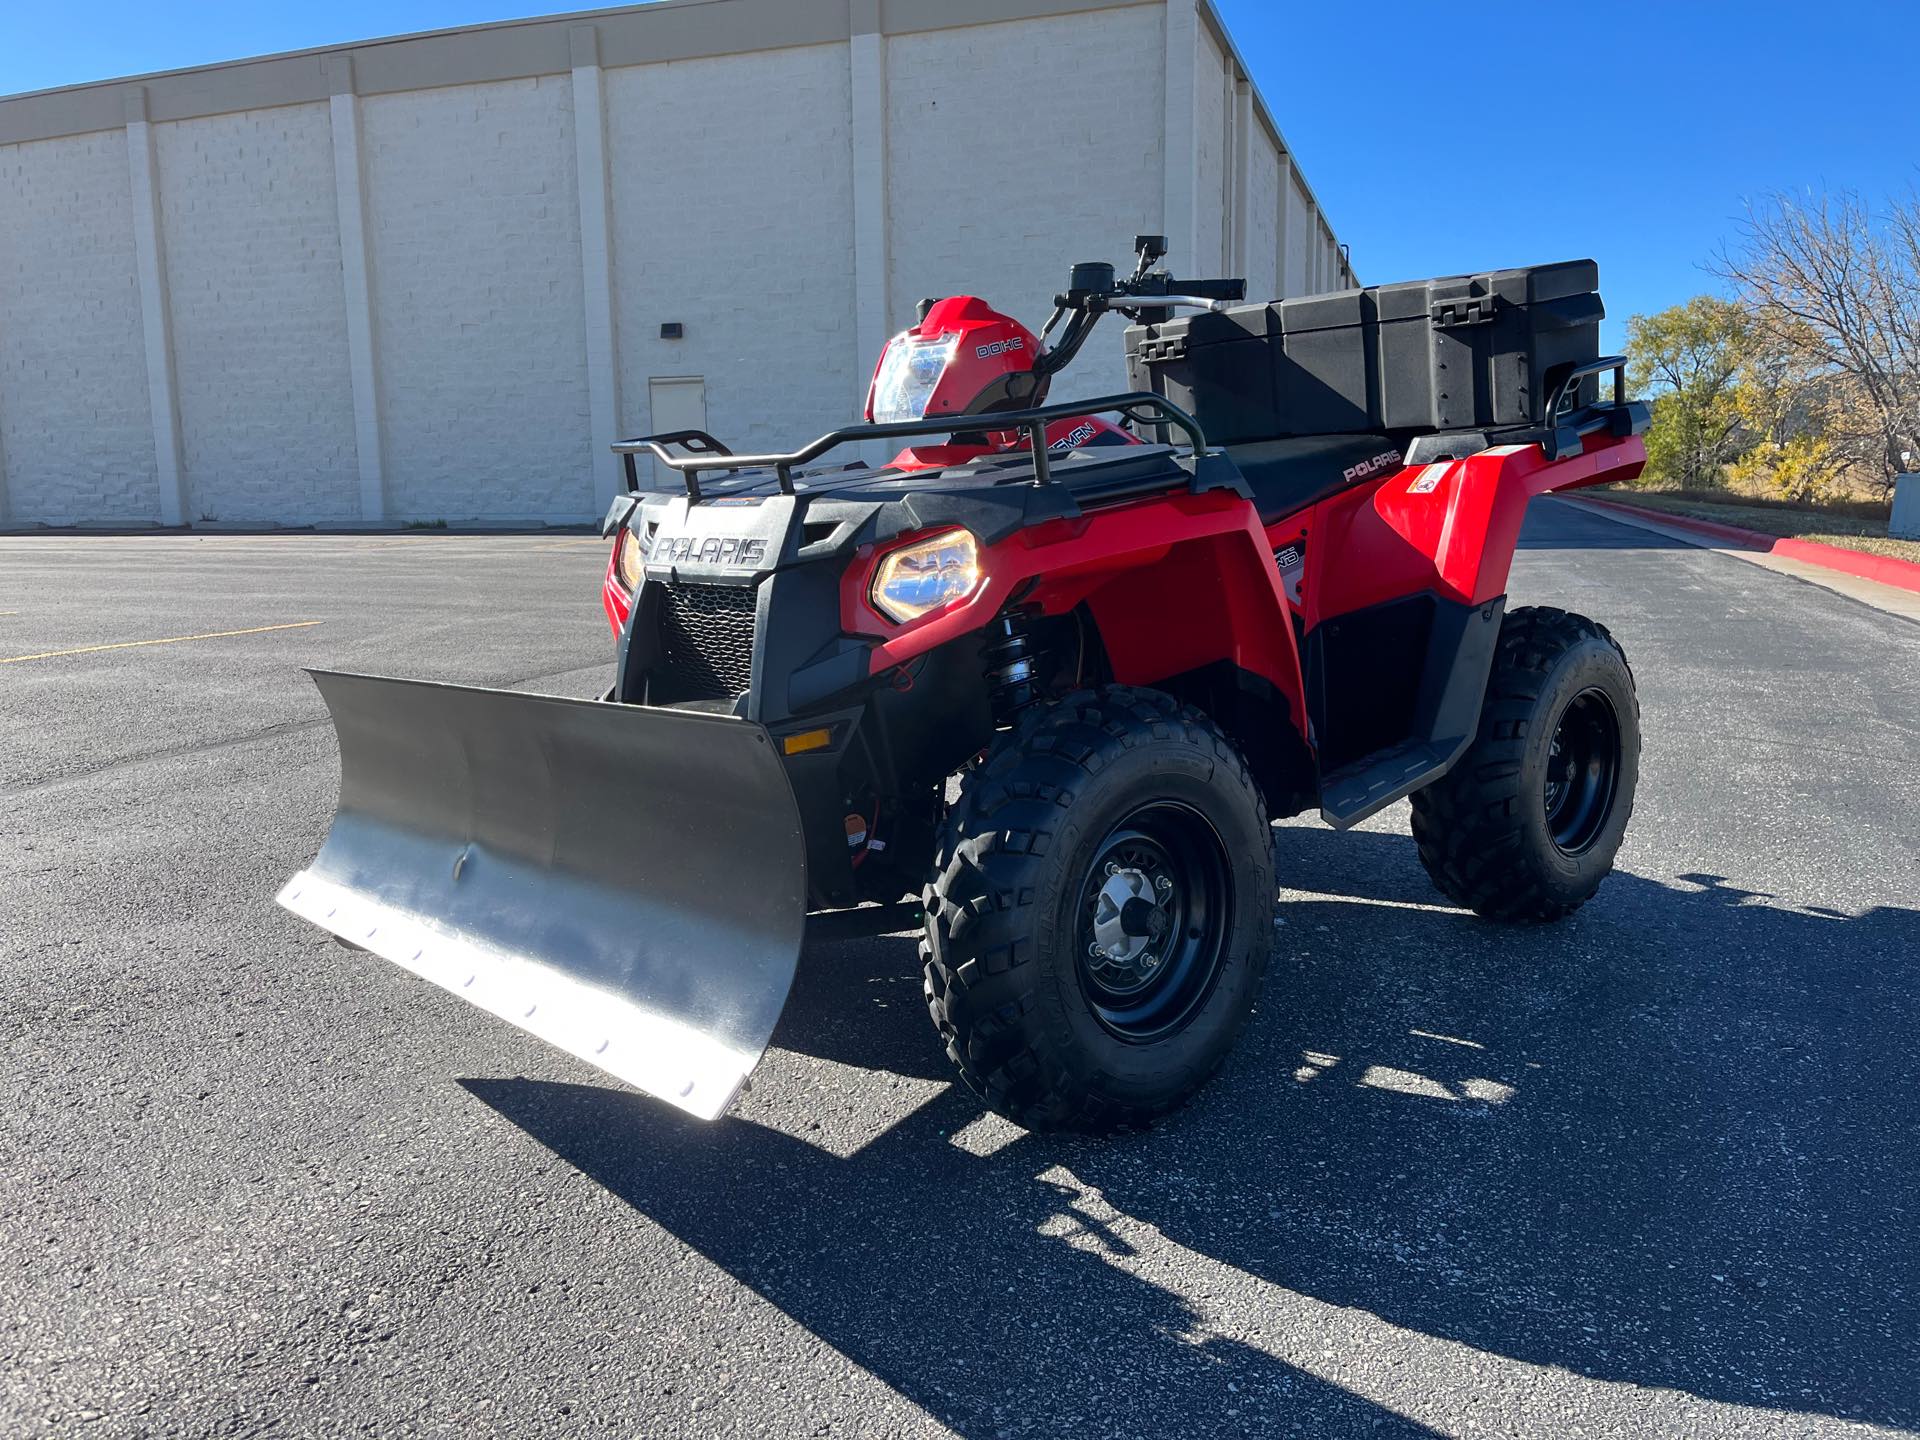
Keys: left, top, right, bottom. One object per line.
{"left": 1715, "top": 190, "right": 1920, "bottom": 498}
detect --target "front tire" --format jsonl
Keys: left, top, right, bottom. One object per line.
{"left": 921, "top": 687, "right": 1275, "bottom": 1133}
{"left": 1410, "top": 606, "right": 1640, "bottom": 921}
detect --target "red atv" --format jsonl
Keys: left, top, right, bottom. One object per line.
{"left": 281, "top": 237, "right": 1649, "bottom": 1133}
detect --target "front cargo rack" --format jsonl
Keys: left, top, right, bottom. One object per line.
{"left": 612, "top": 391, "right": 1209, "bottom": 502}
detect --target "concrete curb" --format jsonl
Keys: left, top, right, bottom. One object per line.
{"left": 1574, "top": 495, "right": 1920, "bottom": 596}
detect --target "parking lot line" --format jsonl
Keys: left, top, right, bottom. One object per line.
{"left": 0, "top": 620, "right": 322, "bottom": 665}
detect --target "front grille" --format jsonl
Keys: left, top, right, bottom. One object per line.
{"left": 652, "top": 581, "right": 757, "bottom": 702}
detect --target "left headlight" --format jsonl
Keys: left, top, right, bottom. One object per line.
{"left": 870, "top": 529, "right": 979, "bottom": 624}
{"left": 616, "top": 528, "right": 645, "bottom": 589}
{"left": 870, "top": 332, "right": 960, "bottom": 424}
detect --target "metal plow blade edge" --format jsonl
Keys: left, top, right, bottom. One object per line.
{"left": 277, "top": 671, "right": 808, "bottom": 1120}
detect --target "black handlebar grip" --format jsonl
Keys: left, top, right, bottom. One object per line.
{"left": 1179, "top": 278, "right": 1248, "bottom": 301}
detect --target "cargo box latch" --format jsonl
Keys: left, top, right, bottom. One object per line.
{"left": 1431, "top": 297, "right": 1500, "bottom": 327}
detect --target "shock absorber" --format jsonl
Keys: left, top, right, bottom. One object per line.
{"left": 984, "top": 609, "right": 1039, "bottom": 727}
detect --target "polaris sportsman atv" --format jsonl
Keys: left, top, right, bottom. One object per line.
{"left": 280, "top": 237, "right": 1650, "bottom": 1132}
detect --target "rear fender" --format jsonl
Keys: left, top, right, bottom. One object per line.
{"left": 1305, "top": 430, "right": 1646, "bottom": 619}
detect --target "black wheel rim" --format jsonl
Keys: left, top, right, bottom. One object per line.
{"left": 1074, "top": 801, "right": 1232, "bottom": 1042}
{"left": 1543, "top": 686, "right": 1621, "bottom": 857}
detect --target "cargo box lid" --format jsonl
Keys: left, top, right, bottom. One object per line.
{"left": 1375, "top": 259, "right": 1601, "bottom": 323}
{"left": 1274, "top": 260, "right": 1602, "bottom": 332}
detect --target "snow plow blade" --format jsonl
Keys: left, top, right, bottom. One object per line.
{"left": 277, "top": 671, "right": 807, "bottom": 1121}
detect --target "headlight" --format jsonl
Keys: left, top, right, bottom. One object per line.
{"left": 616, "top": 528, "right": 645, "bottom": 589}
{"left": 870, "top": 333, "right": 960, "bottom": 424}
{"left": 870, "top": 529, "right": 979, "bottom": 623}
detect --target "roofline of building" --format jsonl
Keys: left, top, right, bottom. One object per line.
{"left": 0, "top": 0, "right": 1347, "bottom": 279}
{"left": 0, "top": 0, "right": 1158, "bottom": 142}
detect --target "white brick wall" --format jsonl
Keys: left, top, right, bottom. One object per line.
{"left": 1192, "top": 24, "right": 1228, "bottom": 278}
{"left": 0, "top": 130, "right": 158, "bottom": 523}
{"left": 1284, "top": 170, "right": 1313, "bottom": 296}
{"left": 1246, "top": 130, "right": 1280, "bottom": 300}
{"left": 0, "top": 2, "right": 1349, "bottom": 527}
{"left": 605, "top": 44, "right": 858, "bottom": 458}
{"left": 885, "top": 9, "right": 1166, "bottom": 403}
{"left": 361, "top": 76, "right": 592, "bottom": 523}
{"left": 155, "top": 104, "right": 360, "bottom": 523}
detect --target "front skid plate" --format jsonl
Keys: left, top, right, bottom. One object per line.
{"left": 277, "top": 671, "right": 808, "bottom": 1120}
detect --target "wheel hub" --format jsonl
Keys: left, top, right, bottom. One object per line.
{"left": 1073, "top": 806, "right": 1231, "bottom": 1043}
{"left": 1088, "top": 864, "right": 1173, "bottom": 979}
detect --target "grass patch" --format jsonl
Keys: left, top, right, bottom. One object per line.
{"left": 1594, "top": 488, "right": 1920, "bottom": 564}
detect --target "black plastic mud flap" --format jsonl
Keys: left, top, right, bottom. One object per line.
{"left": 277, "top": 672, "right": 807, "bottom": 1121}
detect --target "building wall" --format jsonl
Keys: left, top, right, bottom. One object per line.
{"left": 155, "top": 103, "right": 360, "bottom": 522}
{"left": 1246, "top": 129, "right": 1281, "bottom": 300}
{"left": 1191, "top": 22, "right": 1229, "bottom": 280}
{"left": 885, "top": 7, "right": 1166, "bottom": 402}
{"left": 0, "top": 0, "right": 1352, "bottom": 527}
{"left": 362, "top": 76, "right": 592, "bottom": 523}
{"left": 606, "top": 43, "right": 857, "bottom": 461}
{"left": 0, "top": 130, "right": 157, "bottom": 523}
{"left": 1284, "top": 168, "right": 1314, "bottom": 297}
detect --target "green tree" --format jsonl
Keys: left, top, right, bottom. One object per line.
{"left": 1625, "top": 296, "right": 1750, "bottom": 490}
{"left": 1724, "top": 321, "right": 1852, "bottom": 504}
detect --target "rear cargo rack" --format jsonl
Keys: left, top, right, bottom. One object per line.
{"left": 612, "top": 392, "right": 1209, "bottom": 502}
{"left": 1541, "top": 356, "right": 1647, "bottom": 460}
{"left": 1401, "top": 356, "right": 1651, "bottom": 467}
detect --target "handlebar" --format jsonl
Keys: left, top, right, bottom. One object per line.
{"left": 1034, "top": 262, "right": 1246, "bottom": 379}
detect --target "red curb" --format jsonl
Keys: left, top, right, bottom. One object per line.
{"left": 1575, "top": 495, "right": 1920, "bottom": 596}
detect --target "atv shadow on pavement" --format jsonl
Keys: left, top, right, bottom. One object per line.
{"left": 465, "top": 826, "right": 1920, "bottom": 1435}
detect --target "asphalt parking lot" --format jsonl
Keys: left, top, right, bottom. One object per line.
{"left": 4, "top": 503, "right": 1917, "bottom": 1438}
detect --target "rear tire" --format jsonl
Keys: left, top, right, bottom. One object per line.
{"left": 1410, "top": 606, "right": 1639, "bottom": 921}
{"left": 921, "top": 687, "right": 1275, "bottom": 1133}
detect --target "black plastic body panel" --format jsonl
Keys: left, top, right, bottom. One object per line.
{"left": 1125, "top": 261, "right": 1605, "bottom": 445}
{"left": 1305, "top": 594, "right": 1506, "bottom": 828}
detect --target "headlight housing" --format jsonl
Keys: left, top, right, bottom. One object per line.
{"left": 616, "top": 528, "right": 645, "bottom": 589}
{"left": 870, "top": 529, "right": 979, "bottom": 623}
{"left": 870, "top": 332, "right": 960, "bottom": 424}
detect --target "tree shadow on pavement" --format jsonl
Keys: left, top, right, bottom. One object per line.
{"left": 465, "top": 826, "right": 1920, "bottom": 1435}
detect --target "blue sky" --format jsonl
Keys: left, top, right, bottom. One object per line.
{"left": 4, "top": 1, "right": 1916, "bottom": 349}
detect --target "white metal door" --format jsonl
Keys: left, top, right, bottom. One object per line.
{"left": 645, "top": 376, "right": 708, "bottom": 487}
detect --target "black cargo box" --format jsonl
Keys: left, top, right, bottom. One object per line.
{"left": 1123, "top": 260, "right": 1605, "bottom": 446}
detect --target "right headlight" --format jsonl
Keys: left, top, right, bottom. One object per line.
{"left": 869, "top": 529, "right": 979, "bottom": 623}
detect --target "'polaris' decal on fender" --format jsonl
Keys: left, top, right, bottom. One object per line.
{"left": 1342, "top": 449, "right": 1402, "bottom": 484}
{"left": 656, "top": 535, "right": 769, "bottom": 567}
